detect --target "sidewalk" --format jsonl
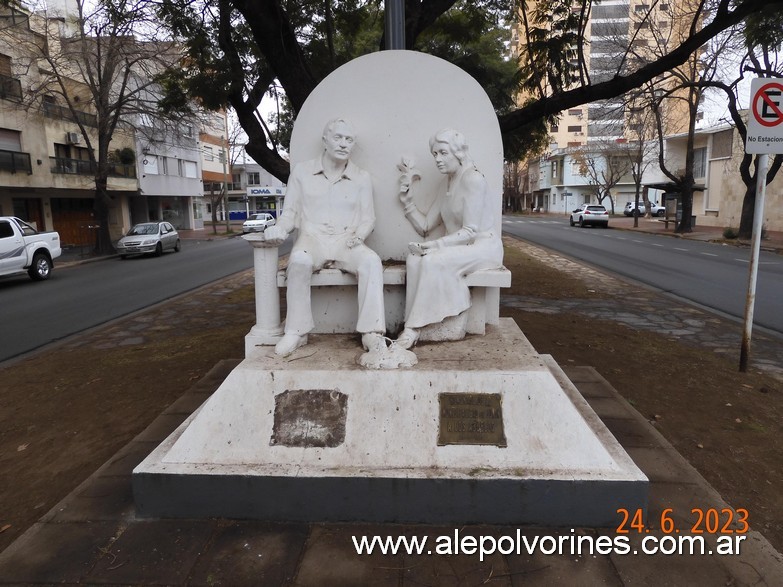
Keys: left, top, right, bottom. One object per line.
{"left": 0, "top": 358, "right": 781, "bottom": 585}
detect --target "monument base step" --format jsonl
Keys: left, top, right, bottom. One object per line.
{"left": 133, "top": 319, "right": 648, "bottom": 526}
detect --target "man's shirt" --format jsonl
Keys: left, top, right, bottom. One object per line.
{"left": 278, "top": 156, "right": 375, "bottom": 240}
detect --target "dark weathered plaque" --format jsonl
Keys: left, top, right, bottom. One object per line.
{"left": 271, "top": 389, "right": 347, "bottom": 448}
{"left": 438, "top": 392, "right": 506, "bottom": 447}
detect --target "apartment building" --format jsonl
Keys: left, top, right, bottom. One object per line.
{"left": 510, "top": 0, "right": 701, "bottom": 213}
{"left": 0, "top": 0, "right": 215, "bottom": 244}
{"left": 0, "top": 3, "right": 138, "bottom": 245}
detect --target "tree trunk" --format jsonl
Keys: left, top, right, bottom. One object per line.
{"left": 738, "top": 182, "right": 756, "bottom": 239}
{"left": 93, "top": 178, "right": 115, "bottom": 255}
{"left": 675, "top": 181, "right": 694, "bottom": 234}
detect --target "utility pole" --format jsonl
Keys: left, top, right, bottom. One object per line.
{"left": 385, "top": 0, "right": 404, "bottom": 50}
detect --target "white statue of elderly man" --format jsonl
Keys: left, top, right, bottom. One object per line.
{"left": 264, "top": 118, "right": 387, "bottom": 356}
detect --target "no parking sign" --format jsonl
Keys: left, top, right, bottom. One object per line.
{"left": 746, "top": 78, "right": 783, "bottom": 154}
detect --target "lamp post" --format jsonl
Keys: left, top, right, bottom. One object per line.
{"left": 221, "top": 135, "right": 230, "bottom": 232}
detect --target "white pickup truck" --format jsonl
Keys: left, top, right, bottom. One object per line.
{"left": 0, "top": 216, "right": 62, "bottom": 281}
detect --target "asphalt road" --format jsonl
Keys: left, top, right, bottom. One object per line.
{"left": 0, "top": 236, "right": 257, "bottom": 364}
{"left": 502, "top": 215, "right": 783, "bottom": 337}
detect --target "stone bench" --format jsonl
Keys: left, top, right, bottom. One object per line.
{"left": 242, "top": 234, "right": 511, "bottom": 356}
{"left": 277, "top": 265, "right": 511, "bottom": 336}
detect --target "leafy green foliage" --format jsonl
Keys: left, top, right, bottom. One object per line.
{"left": 518, "top": 0, "right": 582, "bottom": 96}
{"left": 744, "top": 12, "right": 783, "bottom": 50}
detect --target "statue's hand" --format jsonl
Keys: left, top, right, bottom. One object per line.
{"left": 264, "top": 225, "right": 288, "bottom": 245}
{"left": 397, "top": 156, "right": 420, "bottom": 198}
{"left": 345, "top": 236, "right": 363, "bottom": 249}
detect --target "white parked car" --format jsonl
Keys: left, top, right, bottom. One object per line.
{"left": 624, "top": 201, "right": 666, "bottom": 217}
{"left": 570, "top": 204, "right": 609, "bottom": 228}
{"left": 242, "top": 213, "right": 276, "bottom": 234}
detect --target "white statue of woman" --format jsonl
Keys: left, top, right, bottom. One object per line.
{"left": 395, "top": 129, "right": 503, "bottom": 349}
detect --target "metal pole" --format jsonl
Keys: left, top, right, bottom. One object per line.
{"left": 385, "top": 0, "right": 405, "bottom": 50}
{"left": 739, "top": 153, "right": 768, "bottom": 372}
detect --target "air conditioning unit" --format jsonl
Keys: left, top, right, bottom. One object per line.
{"left": 66, "top": 132, "right": 80, "bottom": 145}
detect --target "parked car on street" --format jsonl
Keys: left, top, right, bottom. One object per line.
{"left": 570, "top": 204, "right": 609, "bottom": 228}
{"left": 242, "top": 212, "right": 276, "bottom": 234}
{"left": 624, "top": 201, "right": 666, "bottom": 217}
{"left": 0, "top": 216, "right": 62, "bottom": 281}
{"left": 116, "top": 222, "right": 180, "bottom": 258}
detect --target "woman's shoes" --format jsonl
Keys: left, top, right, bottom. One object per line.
{"left": 395, "top": 327, "right": 419, "bottom": 350}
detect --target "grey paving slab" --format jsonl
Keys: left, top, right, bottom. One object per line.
{"left": 295, "top": 524, "right": 402, "bottom": 586}
{"left": 397, "top": 525, "right": 512, "bottom": 587}
{"left": 187, "top": 520, "right": 309, "bottom": 587}
{"left": 98, "top": 440, "right": 161, "bottom": 477}
{"left": 132, "top": 412, "right": 191, "bottom": 442}
{"left": 623, "top": 447, "right": 700, "bottom": 484}
{"left": 502, "top": 528, "right": 622, "bottom": 587}
{"left": 600, "top": 417, "right": 661, "bottom": 449}
{"left": 608, "top": 531, "right": 736, "bottom": 585}
{"left": 0, "top": 521, "right": 119, "bottom": 584}
{"left": 84, "top": 519, "right": 215, "bottom": 585}
{"left": 165, "top": 391, "right": 212, "bottom": 415}
{"left": 584, "top": 397, "right": 640, "bottom": 420}
{"left": 40, "top": 474, "right": 134, "bottom": 523}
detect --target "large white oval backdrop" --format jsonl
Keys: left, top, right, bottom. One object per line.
{"left": 289, "top": 50, "right": 503, "bottom": 261}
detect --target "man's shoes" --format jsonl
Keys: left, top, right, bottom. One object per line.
{"left": 394, "top": 327, "right": 419, "bottom": 350}
{"left": 275, "top": 333, "right": 308, "bottom": 357}
{"left": 361, "top": 332, "right": 387, "bottom": 353}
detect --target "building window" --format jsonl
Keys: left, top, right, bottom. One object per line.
{"left": 551, "top": 160, "right": 558, "bottom": 178}
{"left": 183, "top": 160, "right": 198, "bottom": 178}
{"left": 693, "top": 147, "right": 707, "bottom": 178}
{"left": 712, "top": 129, "right": 733, "bottom": 159}
{"left": 143, "top": 154, "right": 159, "bottom": 174}
{"left": 551, "top": 124, "right": 559, "bottom": 132}
{"left": 247, "top": 171, "right": 260, "bottom": 185}
{"left": 567, "top": 125, "right": 583, "bottom": 133}
{"left": 204, "top": 146, "right": 214, "bottom": 161}
{"left": 568, "top": 109, "right": 582, "bottom": 116}
{"left": 0, "top": 127, "right": 21, "bottom": 151}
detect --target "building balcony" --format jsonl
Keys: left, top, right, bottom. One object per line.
{"left": 50, "top": 157, "right": 136, "bottom": 178}
{"left": 0, "top": 149, "right": 32, "bottom": 174}
{"left": 42, "top": 102, "right": 98, "bottom": 127}
{"left": 0, "top": 73, "right": 22, "bottom": 102}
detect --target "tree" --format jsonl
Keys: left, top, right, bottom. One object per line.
{"left": 3, "top": 0, "right": 189, "bottom": 254}
{"left": 623, "top": 92, "right": 659, "bottom": 225}
{"left": 155, "top": 0, "right": 783, "bottom": 183}
{"left": 702, "top": 14, "right": 783, "bottom": 239}
{"left": 573, "top": 141, "right": 632, "bottom": 213}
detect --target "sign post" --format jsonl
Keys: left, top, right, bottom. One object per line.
{"left": 740, "top": 79, "right": 783, "bottom": 372}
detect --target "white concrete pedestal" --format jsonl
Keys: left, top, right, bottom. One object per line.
{"left": 243, "top": 234, "right": 283, "bottom": 353}
{"left": 134, "top": 319, "right": 647, "bottom": 526}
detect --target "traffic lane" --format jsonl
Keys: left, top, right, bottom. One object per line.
{"left": 502, "top": 218, "right": 783, "bottom": 335}
{"left": 0, "top": 237, "right": 254, "bottom": 363}
{"left": 586, "top": 230, "right": 783, "bottom": 332}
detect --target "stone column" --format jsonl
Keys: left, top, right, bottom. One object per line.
{"left": 243, "top": 234, "right": 284, "bottom": 357}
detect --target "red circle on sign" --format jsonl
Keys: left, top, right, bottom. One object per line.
{"left": 752, "top": 82, "right": 783, "bottom": 128}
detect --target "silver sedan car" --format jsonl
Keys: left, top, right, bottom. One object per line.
{"left": 116, "top": 221, "right": 180, "bottom": 258}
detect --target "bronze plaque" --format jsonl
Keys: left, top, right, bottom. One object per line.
{"left": 271, "top": 389, "right": 347, "bottom": 448}
{"left": 438, "top": 393, "right": 506, "bottom": 447}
